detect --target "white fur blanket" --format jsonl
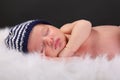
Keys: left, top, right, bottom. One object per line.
{"left": 0, "top": 28, "right": 120, "bottom": 80}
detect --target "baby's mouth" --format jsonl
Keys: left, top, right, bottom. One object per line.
{"left": 54, "top": 38, "right": 60, "bottom": 50}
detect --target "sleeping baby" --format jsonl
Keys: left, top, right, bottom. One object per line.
{"left": 5, "top": 19, "right": 120, "bottom": 60}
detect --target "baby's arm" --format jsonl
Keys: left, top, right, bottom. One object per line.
{"left": 59, "top": 20, "right": 92, "bottom": 57}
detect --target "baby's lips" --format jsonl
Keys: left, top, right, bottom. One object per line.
{"left": 54, "top": 38, "right": 60, "bottom": 50}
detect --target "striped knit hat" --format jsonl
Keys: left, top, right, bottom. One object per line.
{"left": 5, "top": 19, "right": 51, "bottom": 53}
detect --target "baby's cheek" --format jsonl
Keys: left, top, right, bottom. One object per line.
{"left": 44, "top": 47, "right": 56, "bottom": 57}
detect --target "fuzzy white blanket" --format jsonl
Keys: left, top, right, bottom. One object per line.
{"left": 0, "top": 28, "right": 120, "bottom": 80}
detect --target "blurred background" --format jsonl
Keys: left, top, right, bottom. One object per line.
{"left": 0, "top": 0, "right": 120, "bottom": 28}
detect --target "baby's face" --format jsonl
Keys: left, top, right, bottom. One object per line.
{"left": 27, "top": 24, "right": 66, "bottom": 57}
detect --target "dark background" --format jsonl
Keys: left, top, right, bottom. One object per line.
{"left": 0, "top": 0, "right": 120, "bottom": 28}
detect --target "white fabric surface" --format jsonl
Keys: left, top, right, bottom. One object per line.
{"left": 0, "top": 28, "right": 120, "bottom": 80}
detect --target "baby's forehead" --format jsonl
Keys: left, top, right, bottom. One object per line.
{"left": 32, "top": 24, "right": 47, "bottom": 33}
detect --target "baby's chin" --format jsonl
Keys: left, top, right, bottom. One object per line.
{"left": 57, "top": 45, "right": 66, "bottom": 57}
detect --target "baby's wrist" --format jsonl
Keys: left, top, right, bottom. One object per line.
{"left": 65, "top": 46, "right": 76, "bottom": 54}
{"left": 58, "top": 46, "right": 75, "bottom": 57}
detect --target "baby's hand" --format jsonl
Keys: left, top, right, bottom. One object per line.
{"left": 59, "top": 47, "right": 75, "bottom": 57}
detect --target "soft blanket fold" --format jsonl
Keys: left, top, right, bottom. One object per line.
{"left": 0, "top": 28, "right": 120, "bottom": 80}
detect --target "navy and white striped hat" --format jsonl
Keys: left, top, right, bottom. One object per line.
{"left": 5, "top": 19, "right": 51, "bottom": 53}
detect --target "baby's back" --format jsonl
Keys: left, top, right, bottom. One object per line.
{"left": 76, "top": 25, "right": 120, "bottom": 59}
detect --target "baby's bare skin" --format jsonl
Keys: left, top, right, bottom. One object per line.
{"left": 27, "top": 19, "right": 120, "bottom": 60}
{"left": 75, "top": 25, "right": 120, "bottom": 59}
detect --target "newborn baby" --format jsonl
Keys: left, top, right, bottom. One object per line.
{"left": 5, "top": 19, "right": 120, "bottom": 59}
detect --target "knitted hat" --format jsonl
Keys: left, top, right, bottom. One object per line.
{"left": 5, "top": 19, "right": 51, "bottom": 53}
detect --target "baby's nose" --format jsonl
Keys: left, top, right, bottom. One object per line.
{"left": 44, "top": 37, "right": 54, "bottom": 47}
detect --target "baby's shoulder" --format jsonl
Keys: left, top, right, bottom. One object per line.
{"left": 92, "top": 25, "right": 119, "bottom": 30}
{"left": 91, "top": 25, "right": 120, "bottom": 37}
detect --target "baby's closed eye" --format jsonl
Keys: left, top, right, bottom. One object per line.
{"left": 42, "top": 27, "right": 49, "bottom": 36}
